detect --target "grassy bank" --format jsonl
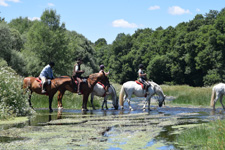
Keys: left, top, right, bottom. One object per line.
{"left": 162, "top": 85, "right": 212, "bottom": 106}
{"left": 175, "top": 119, "right": 225, "bottom": 149}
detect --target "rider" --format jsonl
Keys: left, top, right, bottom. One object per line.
{"left": 39, "top": 62, "right": 55, "bottom": 93}
{"left": 138, "top": 64, "right": 150, "bottom": 92}
{"left": 73, "top": 58, "right": 85, "bottom": 95}
{"left": 99, "top": 64, "right": 110, "bottom": 94}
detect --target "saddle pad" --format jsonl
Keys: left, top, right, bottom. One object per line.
{"left": 135, "top": 80, "right": 144, "bottom": 89}
{"left": 98, "top": 82, "right": 105, "bottom": 89}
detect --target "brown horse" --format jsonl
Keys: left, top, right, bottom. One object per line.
{"left": 57, "top": 71, "right": 109, "bottom": 111}
{"left": 23, "top": 76, "right": 71, "bottom": 113}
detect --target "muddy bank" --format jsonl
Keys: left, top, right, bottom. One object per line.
{"left": 0, "top": 97, "right": 224, "bottom": 150}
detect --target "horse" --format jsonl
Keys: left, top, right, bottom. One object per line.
{"left": 90, "top": 83, "right": 118, "bottom": 110}
{"left": 119, "top": 81, "right": 166, "bottom": 111}
{"left": 210, "top": 83, "right": 225, "bottom": 111}
{"left": 22, "top": 76, "right": 72, "bottom": 113}
{"left": 57, "top": 71, "right": 109, "bottom": 111}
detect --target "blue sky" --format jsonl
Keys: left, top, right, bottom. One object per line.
{"left": 1, "top": 0, "right": 225, "bottom": 44}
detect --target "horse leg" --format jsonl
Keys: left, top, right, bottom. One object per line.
{"left": 147, "top": 96, "right": 152, "bottom": 111}
{"left": 219, "top": 95, "right": 225, "bottom": 110}
{"left": 82, "top": 93, "right": 89, "bottom": 111}
{"left": 49, "top": 95, "right": 54, "bottom": 113}
{"left": 91, "top": 93, "right": 96, "bottom": 110}
{"left": 57, "top": 90, "right": 65, "bottom": 109}
{"left": 28, "top": 91, "right": 34, "bottom": 109}
{"left": 213, "top": 93, "right": 220, "bottom": 111}
{"left": 102, "top": 96, "right": 108, "bottom": 110}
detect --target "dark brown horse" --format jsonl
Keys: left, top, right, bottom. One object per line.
{"left": 23, "top": 76, "right": 71, "bottom": 112}
{"left": 57, "top": 71, "right": 109, "bottom": 111}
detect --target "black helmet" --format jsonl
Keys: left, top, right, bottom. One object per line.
{"left": 100, "top": 64, "right": 105, "bottom": 69}
{"left": 49, "top": 62, "right": 55, "bottom": 67}
{"left": 139, "top": 64, "right": 144, "bottom": 69}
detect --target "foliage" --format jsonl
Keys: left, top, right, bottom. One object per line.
{"left": 1, "top": 8, "right": 225, "bottom": 86}
{"left": 0, "top": 67, "right": 33, "bottom": 120}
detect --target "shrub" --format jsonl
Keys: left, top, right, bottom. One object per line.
{"left": 0, "top": 66, "right": 33, "bottom": 120}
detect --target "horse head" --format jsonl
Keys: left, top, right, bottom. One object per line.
{"left": 158, "top": 94, "right": 166, "bottom": 107}
{"left": 98, "top": 71, "right": 109, "bottom": 86}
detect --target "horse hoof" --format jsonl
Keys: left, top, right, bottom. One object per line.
{"left": 58, "top": 107, "right": 63, "bottom": 110}
{"left": 49, "top": 109, "right": 53, "bottom": 113}
{"left": 82, "top": 108, "right": 89, "bottom": 111}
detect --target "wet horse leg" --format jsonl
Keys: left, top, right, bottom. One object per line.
{"left": 219, "top": 94, "right": 225, "bottom": 110}
{"left": 213, "top": 92, "right": 220, "bottom": 111}
{"left": 102, "top": 96, "right": 108, "bottom": 110}
{"left": 90, "top": 93, "right": 96, "bottom": 110}
{"left": 49, "top": 95, "right": 54, "bottom": 113}
{"left": 82, "top": 93, "right": 90, "bottom": 111}
{"left": 57, "top": 90, "right": 65, "bottom": 109}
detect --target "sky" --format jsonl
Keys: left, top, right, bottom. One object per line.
{"left": 0, "top": 0, "right": 225, "bottom": 44}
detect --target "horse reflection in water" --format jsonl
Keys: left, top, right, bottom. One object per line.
{"left": 57, "top": 71, "right": 109, "bottom": 111}
{"left": 90, "top": 83, "right": 118, "bottom": 110}
{"left": 119, "top": 81, "right": 166, "bottom": 111}
{"left": 23, "top": 76, "right": 71, "bottom": 113}
{"left": 210, "top": 83, "right": 225, "bottom": 111}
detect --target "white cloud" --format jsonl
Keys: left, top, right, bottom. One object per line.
{"left": 168, "top": 6, "right": 191, "bottom": 15}
{"left": 28, "top": 17, "right": 40, "bottom": 21}
{"left": 196, "top": 8, "right": 200, "bottom": 12}
{"left": 112, "top": 19, "right": 138, "bottom": 28}
{"left": 148, "top": 5, "right": 160, "bottom": 10}
{"left": 0, "top": 0, "right": 20, "bottom": 7}
{"left": 48, "top": 3, "right": 54, "bottom": 7}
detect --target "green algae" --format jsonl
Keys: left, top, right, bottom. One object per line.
{"left": 0, "top": 117, "right": 28, "bottom": 125}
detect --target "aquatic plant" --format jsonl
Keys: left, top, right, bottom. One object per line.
{"left": 0, "top": 67, "right": 33, "bottom": 120}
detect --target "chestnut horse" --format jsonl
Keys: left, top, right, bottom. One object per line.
{"left": 22, "top": 76, "right": 72, "bottom": 113}
{"left": 57, "top": 71, "right": 109, "bottom": 111}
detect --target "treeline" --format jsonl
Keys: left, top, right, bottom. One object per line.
{"left": 1, "top": 8, "right": 225, "bottom": 86}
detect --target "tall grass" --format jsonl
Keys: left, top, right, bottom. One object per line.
{"left": 176, "top": 120, "right": 225, "bottom": 149}
{"left": 162, "top": 85, "right": 212, "bottom": 106}
{"left": 0, "top": 67, "right": 33, "bottom": 120}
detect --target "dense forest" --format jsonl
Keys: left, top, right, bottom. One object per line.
{"left": 1, "top": 8, "right": 225, "bottom": 86}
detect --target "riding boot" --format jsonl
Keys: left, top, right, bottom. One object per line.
{"left": 145, "top": 82, "right": 149, "bottom": 94}
{"left": 77, "top": 81, "right": 81, "bottom": 95}
{"left": 42, "top": 82, "right": 46, "bottom": 93}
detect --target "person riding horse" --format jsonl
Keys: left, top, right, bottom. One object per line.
{"left": 73, "top": 58, "right": 85, "bottom": 95}
{"left": 39, "top": 62, "right": 55, "bottom": 93}
{"left": 99, "top": 64, "right": 110, "bottom": 94}
{"left": 138, "top": 64, "right": 150, "bottom": 93}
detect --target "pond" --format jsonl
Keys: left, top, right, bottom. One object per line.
{"left": 0, "top": 97, "right": 224, "bottom": 150}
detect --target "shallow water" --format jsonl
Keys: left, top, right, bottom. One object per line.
{"left": 0, "top": 97, "right": 224, "bottom": 149}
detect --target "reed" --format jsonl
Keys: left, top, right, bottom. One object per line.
{"left": 162, "top": 85, "right": 212, "bottom": 106}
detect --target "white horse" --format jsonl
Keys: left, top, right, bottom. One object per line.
{"left": 91, "top": 83, "right": 118, "bottom": 110}
{"left": 210, "top": 83, "right": 225, "bottom": 111}
{"left": 119, "top": 81, "right": 166, "bottom": 111}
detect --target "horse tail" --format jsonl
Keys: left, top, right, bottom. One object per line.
{"left": 210, "top": 87, "right": 215, "bottom": 107}
{"left": 119, "top": 85, "right": 125, "bottom": 107}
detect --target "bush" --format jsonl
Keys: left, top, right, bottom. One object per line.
{"left": 0, "top": 67, "right": 33, "bottom": 120}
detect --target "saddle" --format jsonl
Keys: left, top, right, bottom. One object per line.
{"left": 36, "top": 78, "right": 51, "bottom": 86}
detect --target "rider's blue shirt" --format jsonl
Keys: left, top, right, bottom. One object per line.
{"left": 39, "top": 64, "right": 54, "bottom": 79}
